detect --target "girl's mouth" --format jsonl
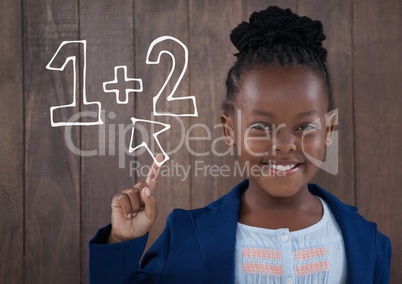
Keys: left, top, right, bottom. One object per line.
{"left": 267, "top": 163, "right": 297, "bottom": 171}
{"left": 260, "top": 161, "right": 302, "bottom": 177}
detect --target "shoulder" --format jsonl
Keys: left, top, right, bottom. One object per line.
{"left": 309, "top": 183, "right": 363, "bottom": 220}
{"left": 309, "top": 183, "right": 391, "bottom": 249}
{"left": 167, "top": 179, "right": 248, "bottom": 219}
{"left": 308, "top": 183, "right": 390, "bottom": 236}
{"left": 310, "top": 183, "right": 391, "bottom": 281}
{"left": 165, "top": 179, "right": 248, "bottom": 227}
{"left": 162, "top": 197, "right": 227, "bottom": 232}
{"left": 166, "top": 207, "right": 209, "bottom": 227}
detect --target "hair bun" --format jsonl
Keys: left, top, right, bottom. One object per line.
{"left": 231, "top": 6, "right": 326, "bottom": 58}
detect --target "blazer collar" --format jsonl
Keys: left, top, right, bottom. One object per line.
{"left": 191, "top": 180, "right": 377, "bottom": 283}
{"left": 309, "top": 184, "right": 377, "bottom": 283}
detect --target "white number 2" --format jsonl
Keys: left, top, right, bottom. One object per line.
{"left": 146, "top": 36, "right": 198, "bottom": 117}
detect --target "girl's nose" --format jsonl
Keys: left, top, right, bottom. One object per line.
{"left": 272, "top": 127, "right": 296, "bottom": 154}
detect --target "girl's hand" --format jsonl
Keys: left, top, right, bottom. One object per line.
{"left": 108, "top": 156, "right": 161, "bottom": 243}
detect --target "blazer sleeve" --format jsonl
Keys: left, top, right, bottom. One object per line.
{"left": 89, "top": 215, "right": 173, "bottom": 284}
{"left": 89, "top": 224, "right": 147, "bottom": 283}
{"left": 375, "top": 232, "right": 392, "bottom": 284}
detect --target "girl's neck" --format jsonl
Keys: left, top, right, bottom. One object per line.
{"left": 245, "top": 180, "right": 316, "bottom": 210}
{"left": 238, "top": 181, "right": 323, "bottom": 231}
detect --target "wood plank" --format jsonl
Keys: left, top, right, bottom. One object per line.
{"left": 188, "top": 0, "right": 243, "bottom": 209}
{"left": 23, "top": 0, "right": 80, "bottom": 282}
{"left": 298, "top": 0, "right": 354, "bottom": 205}
{"left": 134, "top": 0, "right": 191, "bottom": 248}
{"left": 79, "top": 0, "right": 136, "bottom": 282}
{"left": 353, "top": 0, "right": 402, "bottom": 281}
{"left": 245, "top": 0, "right": 297, "bottom": 19}
{"left": 0, "top": 0, "right": 24, "bottom": 283}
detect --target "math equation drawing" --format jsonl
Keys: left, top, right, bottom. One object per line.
{"left": 47, "top": 36, "right": 197, "bottom": 166}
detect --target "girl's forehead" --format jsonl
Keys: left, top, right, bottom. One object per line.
{"left": 240, "top": 66, "right": 324, "bottom": 92}
{"left": 237, "top": 66, "right": 328, "bottom": 115}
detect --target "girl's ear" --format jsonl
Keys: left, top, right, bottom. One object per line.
{"left": 325, "top": 109, "right": 338, "bottom": 146}
{"left": 221, "top": 113, "right": 236, "bottom": 147}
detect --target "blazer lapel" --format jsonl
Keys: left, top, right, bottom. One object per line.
{"left": 191, "top": 180, "right": 248, "bottom": 284}
{"left": 309, "top": 184, "right": 377, "bottom": 283}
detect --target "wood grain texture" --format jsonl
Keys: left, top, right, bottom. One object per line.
{"left": 188, "top": 0, "right": 243, "bottom": 209}
{"left": 134, "top": 0, "right": 191, "bottom": 248}
{"left": 79, "top": 0, "right": 136, "bottom": 282}
{"left": 23, "top": 0, "right": 80, "bottom": 283}
{"left": 353, "top": 0, "right": 402, "bottom": 281}
{"left": 298, "top": 0, "right": 354, "bottom": 205}
{"left": 0, "top": 0, "right": 24, "bottom": 283}
{"left": 1, "top": 1, "right": 401, "bottom": 282}
{"left": 245, "top": 0, "right": 297, "bottom": 19}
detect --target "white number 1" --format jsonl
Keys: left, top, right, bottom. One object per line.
{"left": 46, "top": 40, "right": 103, "bottom": 127}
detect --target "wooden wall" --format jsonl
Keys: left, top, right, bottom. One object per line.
{"left": 1, "top": 0, "right": 401, "bottom": 282}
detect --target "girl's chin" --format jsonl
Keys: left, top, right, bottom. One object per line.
{"left": 262, "top": 188, "right": 301, "bottom": 199}
{"left": 249, "top": 179, "right": 306, "bottom": 198}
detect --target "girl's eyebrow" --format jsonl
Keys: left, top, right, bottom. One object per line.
{"left": 251, "top": 109, "right": 319, "bottom": 118}
{"left": 251, "top": 109, "right": 275, "bottom": 117}
{"left": 296, "top": 109, "right": 319, "bottom": 118}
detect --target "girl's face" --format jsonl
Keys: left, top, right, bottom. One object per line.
{"left": 222, "top": 66, "right": 334, "bottom": 199}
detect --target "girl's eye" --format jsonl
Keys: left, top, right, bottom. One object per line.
{"left": 296, "top": 123, "right": 319, "bottom": 131}
{"left": 250, "top": 123, "right": 272, "bottom": 132}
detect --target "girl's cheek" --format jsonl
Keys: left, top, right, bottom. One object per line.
{"left": 238, "top": 124, "right": 271, "bottom": 157}
{"left": 243, "top": 136, "right": 271, "bottom": 157}
{"left": 300, "top": 133, "right": 326, "bottom": 160}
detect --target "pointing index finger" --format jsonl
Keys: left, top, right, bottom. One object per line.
{"left": 146, "top": 154, "right": 163, "bottom": 192}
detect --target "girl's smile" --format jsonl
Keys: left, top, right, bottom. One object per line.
{"left": 261, "top": 160, "right": 301, "bottom": 178}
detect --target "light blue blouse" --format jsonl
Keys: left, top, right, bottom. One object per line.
{"left": 235, "top": 198, "right": 347, "bottom": 284}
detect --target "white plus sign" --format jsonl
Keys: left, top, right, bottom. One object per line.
{"left": 102, "top": 65, "right": 143, "bottom": 104}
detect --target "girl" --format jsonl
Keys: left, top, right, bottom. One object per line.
{"left": 90, "top": 6, "right": 391, "bottom": 283}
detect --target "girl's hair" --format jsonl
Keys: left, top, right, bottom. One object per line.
{"left": 223, "top": 6, "right": 334, "bottom": 113}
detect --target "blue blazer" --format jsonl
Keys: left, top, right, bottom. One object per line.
{"left": 89, "top": 180, "right": 391, "bottom": 283}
